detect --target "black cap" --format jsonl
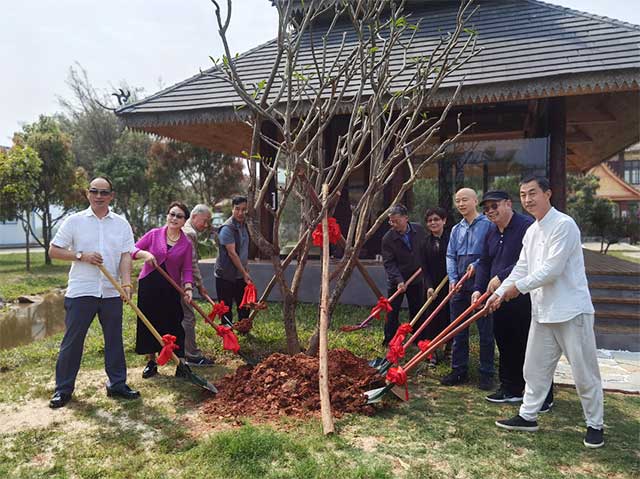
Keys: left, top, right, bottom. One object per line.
{"left": 480, "top": 190, "right": 510, "bottom": 205}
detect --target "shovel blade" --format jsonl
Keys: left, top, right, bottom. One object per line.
{"left": 368, "top": 357, "right": 386, "bottom": 369}
{"left": 364, "top": 384, "right": 393, "bottom": 404}
{"left": 177, "top": 362, "right": 218, "bottom": 394}
{"left": 238, "top": 350, "right": 258, "bottom": 367}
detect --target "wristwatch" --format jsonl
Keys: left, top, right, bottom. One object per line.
{"left": 75, "top": 251, "right": 83, "bottom": 261}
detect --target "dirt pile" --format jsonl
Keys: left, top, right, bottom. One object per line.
{"left": 202, "top": 348, "right": 384, "bottom": 419}
{"left": 233, "top": 318, "right": 253, "bottom": 334}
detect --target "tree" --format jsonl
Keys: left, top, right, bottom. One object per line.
{"left": 567, "top": 174, "right": 616, "bottom": 252}
{"left": 150, "top": 141, "right": 246, "bottom": 207}
{"left": 14, "top": 116, "right": 87, "bottom": 264}
{"left": 0, "top": 144, "right": 42, "bottom": 270}
{"left": 209, "top": 0, "right": 479, "bottom": 354}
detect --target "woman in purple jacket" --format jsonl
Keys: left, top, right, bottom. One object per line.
{"left": 132, "top": 201, "right": 193, "bottom": 378}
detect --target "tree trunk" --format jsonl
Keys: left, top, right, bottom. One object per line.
{"left": 282, "top": 293, "right": 301, "bottom": 354}
{"left": 24, "top": 210, "right": 31, "bottom": 272}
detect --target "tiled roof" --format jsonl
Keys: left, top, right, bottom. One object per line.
{"left": 117, "top": 0, "right": 640, "bottom": 127}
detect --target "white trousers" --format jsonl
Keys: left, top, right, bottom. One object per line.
{"left": 519, "top": 313, "right": 604, "bottom": 429}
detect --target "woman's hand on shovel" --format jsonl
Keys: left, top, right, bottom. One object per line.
{"left": 183, "top": 284, "right": 193, "bottom": 303}
{"left": 139, "top": 251, "right": 158, "bottom": 268}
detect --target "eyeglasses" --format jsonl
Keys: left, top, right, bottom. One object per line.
{"left": 168, "top": 212, "right": 186, "bottom": 219}
{"left": 482, "top": 202, "right": 500, "bottom": 213}
{"left": 88, "top": 189, "right": 112, "bottom": 196}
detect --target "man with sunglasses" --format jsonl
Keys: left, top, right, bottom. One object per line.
{"left": 472, "top": 191, "right": 539, "bottom": 405}
{"left": 48, "top": 177, "right": 140, "bottom": 408}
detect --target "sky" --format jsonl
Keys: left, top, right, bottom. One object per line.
{"left": 1, "top": 0, "right": 638, "bottom": 146}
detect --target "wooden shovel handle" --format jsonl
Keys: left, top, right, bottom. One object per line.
{"left": 97, "top": 264, "right": 180, "bottom": 366}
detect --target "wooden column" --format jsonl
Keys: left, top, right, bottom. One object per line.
{"left": 257, "top": 122, "right": 278, "bottom": 258}
{"left": 548, "top": 97, "right": 567, "bottom": 212}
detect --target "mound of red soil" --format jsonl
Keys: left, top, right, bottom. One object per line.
{"left": 233, "top": 318, "right": 253, "bottom": 334}
{"left": 201, "top": 348, "right": 384, "bottom": 419}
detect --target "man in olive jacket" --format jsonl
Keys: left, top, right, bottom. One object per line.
{"left": 381, "top": 205, "right": 429, "bottom": 345}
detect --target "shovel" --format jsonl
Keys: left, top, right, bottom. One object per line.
{"left": 375, "top": 268, "right": 474, "bottom": 375}
{"left": 369, "top": 275, "right": 448, "bottom": 370}
{"left": 97, "top": 264, "right": 218, "bottom": 394}
{"left": 365, "top": 290, "right": 491, "bottom": 404}
{"left": 342, "top": 268, "right": 423, "bottom": 333}
{"left": 151, "top": 265, "right": 257, "bottom": 366}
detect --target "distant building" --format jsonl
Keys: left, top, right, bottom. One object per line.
{"left": 590, "top": 143, "right": 640, "bottom": 217}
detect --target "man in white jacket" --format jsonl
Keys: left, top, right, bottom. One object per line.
{"left": 486, "top": 175, "right": 604, "bottom": 449}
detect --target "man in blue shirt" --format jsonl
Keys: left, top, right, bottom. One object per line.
{"left": 214, "top": 196, "right": 252, "bottom": 326}
{"left": 442, "top": 188, "right": 494, "bottom": 389}
{"left": 473, "top": 191, "right": 535, "bottom": 403}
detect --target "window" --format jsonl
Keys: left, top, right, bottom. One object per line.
{"left": 624, "top": 160, "right": 640, "bottom": 185}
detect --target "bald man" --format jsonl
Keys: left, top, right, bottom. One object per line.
{"left": 441, "top": 188, "right": 495, "bottom": 390}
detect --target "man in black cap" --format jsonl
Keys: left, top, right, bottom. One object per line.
{"left": 473, "top": 190, "right": 550, "bottom": 405}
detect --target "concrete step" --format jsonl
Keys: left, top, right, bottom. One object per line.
{"left": 595, "top": 318, "right": 640, "bottom": 351}
{"left": 592, "top": 299, "right": 640, "bottom": 316}
{"left": 587, "top": 273, "right": 640, "bottom": 285}
{"left": 595, "top": 331, "right": 640, "bottom": 352}
{"left": 595, "top": 311, "right": 640, "bottom": 322}
{"left": 590, "top": 284, "right": 640, "bottom": 301}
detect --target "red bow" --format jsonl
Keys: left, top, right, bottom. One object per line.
{"left": 214, "top": 324, "right": 241, "bottom": 354}
{"left": 157, "top": 334, "right": 179, "bottom": 366}
{"left": 385, "top": 323, "right": 412, "bottom": 364}
{"left": 312, "top": 217, "right": 342, "bottom": 247}
{"left": 371, "top": 297, "right": 393, "bottom": 321}
{"left": 417, "top": 339, "right": 434, "bottom": 360}
{"left": 208, "top": 301, "right": 230, "bottom": 322}
{"left": 386, "top": 366, "right": 409, "bottom": 400}
{"left": 239, "top": 283, "right": 257, "bottom": 309}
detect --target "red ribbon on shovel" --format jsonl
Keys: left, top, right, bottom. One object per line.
{"left": 386, "top": 323, "right": 413, "bottom": 364}
{"left": 417, "top": 339, "right": 434, "bottom": 360}
{"left": 386, "top": 366, "right": 409, "bottom": 400}
{"left": 239, "top": 283, "right": 257, "bottom": 309}
{"left": 208, "top": 300, "right": 230, "bottom": 322}
{"left": 214, "top": 324, "right": 241, "bottom": 354}
{"left": 157, "top": 334, "right": 179, "bottom": 366}
{"left": 371, "top": 297, "right": 393, "bottom": 321}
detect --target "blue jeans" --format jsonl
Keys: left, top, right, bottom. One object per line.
{"left": 55, "top": 296, "right": 127, "bottom": 394}
{"left": 450, "top": 291, "right": 495, "bottom": 377}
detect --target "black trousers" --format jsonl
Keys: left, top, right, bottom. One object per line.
{"left": 215, "top": 277, "right": 250, "bottom": 325}
{"left": 384, "top": 282, "right": 425, "bottom": 343}
{"left": 494, "top": 293, "right": 531, "bottom": 395}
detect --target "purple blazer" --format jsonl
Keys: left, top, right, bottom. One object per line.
{"left": 133, "top": 226, "right": 193, "bottom": 286}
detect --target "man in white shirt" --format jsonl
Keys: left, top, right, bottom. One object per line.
{"left": 48, "top": 177, "right": 140, "bottom": 408}
{"left": 486, "top": 175, "right": 604, "bottom": 449}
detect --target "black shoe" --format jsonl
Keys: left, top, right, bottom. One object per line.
{"left": 495, "top": 415, "right": 539, "bottom": 432}
{"left": 539, "top": 400, "right": 554, "bottom": 414}
{"left": 49, "top": 391, "right": 72, "bottom": 409}
{"left": 583, "top": 427, "right": 604, "bottom": 448}
{"left": 142, "top": 360, "right": 158, "bottom": 379}
{"left": 486, "top": 388, "right": 523, "bottom": 404}
{"left": 479, "top": 375, "right": 494, "bottom": 391}
{"left": 106, "top": 384, "right": 141, "bottom": 400}
{"left": 185, "top": 356, "right": 214, "bottom": 367}
{"left": 440, "top": 370, "right": 468, "bottom": 386}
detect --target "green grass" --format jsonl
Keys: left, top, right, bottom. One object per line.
{"left": 608, "top": 251, "right": 640, "bottom": 264}
{"left": 1, "top": 253, "right": 639, "bottom": 478}
{"left": 0, "top": 252, "right": 68, "bottom": 303}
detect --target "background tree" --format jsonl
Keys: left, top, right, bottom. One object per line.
{"left": 0, "top": 144, "right": 42, "bottom": 270}
{"left": 210, "top": 0, "right": 479, "bottom": 354}
{"left": 14, "top": 116, "right": 87, "bottom": 264}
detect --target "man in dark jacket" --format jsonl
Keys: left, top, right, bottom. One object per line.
{"left": 381, "top": 205, "right": 429, "bottom": 345}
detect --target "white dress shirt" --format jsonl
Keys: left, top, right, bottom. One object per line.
{"left": 51, "top": 207, "right": 135, "bottom": 299}
{"left": 495, "top": 207, "right": 594, "bottom": 323}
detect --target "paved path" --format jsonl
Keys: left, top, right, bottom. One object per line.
{"left": 554, "top": 350, "right": 640, "bottom": 394}
{"left": 0, "top": 247, "right": 44, "bottom": 255}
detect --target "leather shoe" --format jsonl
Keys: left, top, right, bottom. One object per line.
{"left": 49, "top": 391, "right": 72, "bottom": 409}
{"left": 142, "top": 360, "right": 158, "bottom": 379}
{"left": 106, "top": 383, "right": 141, "bottom": 400}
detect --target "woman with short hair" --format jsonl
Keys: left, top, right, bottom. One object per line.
{"left": 132, "top": 201, "right": 193, "bottom": 378}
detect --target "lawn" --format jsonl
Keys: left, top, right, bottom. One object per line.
{"left": 0, "top": 252, "right": 68, "bottom": 303}
{"left": 0, "top": 254, "right": 638, "bottom": 478}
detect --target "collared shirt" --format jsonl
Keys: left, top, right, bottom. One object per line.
{"left": 446, "top": 214, "right": 492, "bottom": 287}
{"left": 215, "top": 217, "right": 249, "bottom": 279}
{"left": 400, "top": 223, "right": 413, "bottom": 251}
{"left": 51, "top": 207, "right": 135, "bottom": 299}
{"left": 183, "top": 219, "right": 203, "bottom": 289}
{"left": 381, "top": 222, "right": 429, "bottom": 286}
{"left": 474, "top": 211, "right": 534, "bottom": 292}
{"left": 495, "top": 207, "right": 594, "bottom": 323}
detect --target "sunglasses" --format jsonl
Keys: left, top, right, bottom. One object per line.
{"left": 88, "top": 189, "right": 112, "bottom": 197}
{"left": 168, "top": 212, "right": 186, "bottom": 219}
{"left": 482, "top": 202, "right": 501, "bottom": 213}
